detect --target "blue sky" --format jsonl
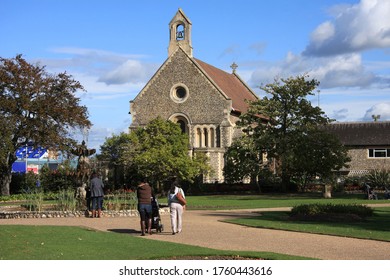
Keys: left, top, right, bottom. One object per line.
{"left": 2, "top": 0, "right": 390, "bottom": 151}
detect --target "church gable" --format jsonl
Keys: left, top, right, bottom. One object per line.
{"left": 129, "top": 9, "right": 263, "bottom": 183}
{"left": 130, "top": 47, "right": 232, "bottom": 127}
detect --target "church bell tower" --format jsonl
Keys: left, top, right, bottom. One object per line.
{"left": 168, "top": 8, "right": 193, "bottom": 57}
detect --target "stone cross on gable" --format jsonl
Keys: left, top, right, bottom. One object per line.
{"left": 230, "top": 62, "right": 238, "bottom": 73}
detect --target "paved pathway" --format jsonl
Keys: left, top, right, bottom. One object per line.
{"left": 1, "top": 205, "right": 390, "bottom": 260}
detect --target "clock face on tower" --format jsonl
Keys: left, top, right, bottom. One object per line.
{"left": 176, "top": 24, "right": 185, "bottom": 40}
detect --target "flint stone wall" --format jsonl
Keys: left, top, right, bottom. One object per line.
{"left": 0, "top": 207, "right": 170, "bottom": 219}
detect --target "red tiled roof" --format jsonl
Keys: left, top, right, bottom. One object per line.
{"left": 194, "top": 58, "right": 259, "bottom": 114}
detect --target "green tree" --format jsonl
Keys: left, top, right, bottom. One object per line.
{"left": 288, "top": 127, "right": 350, "bottom": 190}
{"left": 238, "top": 75, "right": 349, "bottom": 191}
{"left": 121, "top": 117, "right": 210, "bottom": 191}
{"left": 224, "top": 135, "right": 269, "bottom": 191}
{"left": 99, "top": 132, "right": 133, "bottom": 188}
{"left": 0, "top": 55, "right": 91, "bottom": 195}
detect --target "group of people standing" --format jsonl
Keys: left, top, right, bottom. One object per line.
{"left": 136, "top": 179, "right": 186, "bottom": 236}
{"left": 84, "top": 173, "right": 186, "bottom": 235}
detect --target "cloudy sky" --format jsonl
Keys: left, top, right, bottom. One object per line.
{"left": 2, "top": 0, "right": 390, "bottom": 152}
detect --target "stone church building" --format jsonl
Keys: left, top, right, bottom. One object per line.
{"left": 129, "top": 9, "right": 264, "bottom": 182}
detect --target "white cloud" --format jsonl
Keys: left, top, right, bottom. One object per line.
{"left": 71, "top": 123, "right": 131, "bottom": 153}
{"left": 363, "top": 102, "right": 390, "bottom": 121}
{"left": 309, "top": 54, "right": 376, "bottom": 88}
{"left": 304, "top": 0, "right": 390, "bottom": 56}
{"left": 219, "top": 44, "right": 241, "bottom": 58}
{"left": 249, "top": 42, "right": 267, "bottom": 55}
{"left": 38, "top": 47, "right": 157, "bottom": 86}
{"left": 310, "top": 21, "right": 335, "bottom": 46}
{"left": 317, "top": 87, "right": 390, "bottom": 121}
{"left": 98, "top": 59, "right": 155, "bottom": 85}
{"left": 249, "top": 52, "right": 378, "bottom": 89}
{"left": 29, "top": 47, "right": 151, "bottom": 152}
{"left": 331, "top": 108, "right": 349, "bottom": 120}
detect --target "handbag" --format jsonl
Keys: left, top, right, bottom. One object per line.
{"left": 176, "top": 189, "right": 187, "bottom": 206}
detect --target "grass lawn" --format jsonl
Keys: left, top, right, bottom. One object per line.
{"left": 1, "top": 193, "right": 389, "bottom": 259}
{"left": 0, "top": 225, "right": 308, "bottom": 260}
{"left": 224, "top": 207, "right": 390, "bottom": 242}
{"left": 186, "top": 193, "right": 390, "bottom": 210}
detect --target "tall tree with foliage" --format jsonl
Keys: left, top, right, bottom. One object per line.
{"left": 237, "top": 75, "right": 349, "bottom": 191}
{"left": 0, "top": 55, "right": 91, "bottom": 195}
{"left": 120, "top": 117, "right": 210, "bottom": 191}
{"left": 99, "top": 132, "right": 133, "bottom": 188}
{"left": 224, "top": 135, "right": 270, "bottom": 191}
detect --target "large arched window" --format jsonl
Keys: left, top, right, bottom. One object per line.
{"left": 177, "top": 119, "right": 186, "bottom": 134}
{"left": 169, "top": 114, "right": 189, "bottom": 135}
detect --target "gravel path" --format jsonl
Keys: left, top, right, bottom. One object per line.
{"left": 1, "top": 206, "right": 389, "bottom": 260}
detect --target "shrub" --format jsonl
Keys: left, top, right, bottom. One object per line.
{"left": 104, "top": 190, "right": 137, "bottom": 211}
{"left": 56, "top": 188, "right": 79, "bottom": 211}
{"left": 290, "top": 203, "right": 373, "bottom": 219}
{"left": 21, "top": 187, "right": 44, "bottom": 211}
{"left": 364, "top": 169, "right": 390, "bottom": 190}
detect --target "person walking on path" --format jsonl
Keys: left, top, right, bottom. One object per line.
{"left": 136, "top": 179, "right": 153, "bottom": 236}
{"left": 90, "top": 172, "right": 104, "bottom": 218}
{"left": 168, "top": 182, "right": 186, "bottom": 235}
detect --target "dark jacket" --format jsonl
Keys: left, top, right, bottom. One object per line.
{"left": 137, "top": 183, "right": 153, "bottom": 204}
{"left": 90, "top": 177, "right": 104, "bottom": 197}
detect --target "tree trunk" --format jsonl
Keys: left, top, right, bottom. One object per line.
{"left": 0, "top": 172, "right": 12, "bottom": 196}
{"left": 251, "top": 175, "right": 261, "bottom": 193}
{"left": 156, "top": 180, "right": 161, "bottom": 193}
{"left": 281, "top": 174, "right": 290, "bottom": 192}
{"left": 1, "top": 151, "right": 15, "bottom": 196}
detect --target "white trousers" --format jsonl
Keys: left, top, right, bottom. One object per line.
{"left": 170, "top": 202, "right": 184, "bottom": 233}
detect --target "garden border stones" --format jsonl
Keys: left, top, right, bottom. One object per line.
{"left": 0, "top": 207, "right": 170, "bottom": 219}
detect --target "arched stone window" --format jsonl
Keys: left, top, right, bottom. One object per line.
{"left": 169, "top": 114, "right": 189, "bottom": 135}
{"left": 210, "top": 127, "right": 215, "bottom": 148}
{"left": 204, "top": 128, "right": 208, "bottom": 147}
{"left": 176, "top": 120, "right": 186, "bottom": 134}
{"left": 193, "top": 125, "right": 219, "bottom": 148}
{"left": 196, "top": 128, "right": 202, "bottom": 147}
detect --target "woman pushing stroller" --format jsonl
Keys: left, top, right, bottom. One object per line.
{"left": 136, "top": 179, "right": 153, "bottom": 236}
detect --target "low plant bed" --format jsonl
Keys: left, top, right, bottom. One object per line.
{"left": 223, "top": 207, "right": 390, "bottom": 242}
{"left": 289, "top": 203, "right": 373, "bottom": 222}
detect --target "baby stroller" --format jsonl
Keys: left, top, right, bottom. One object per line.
{"left": 147, "top": 196, "right": 164, "bottom": 233}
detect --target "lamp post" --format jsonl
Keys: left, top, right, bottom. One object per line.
{"left": 24, "top": 110, "right": 37, "bottom": 173}
{"left": 25, "top": 143, "right": 28, "bottom": 173}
